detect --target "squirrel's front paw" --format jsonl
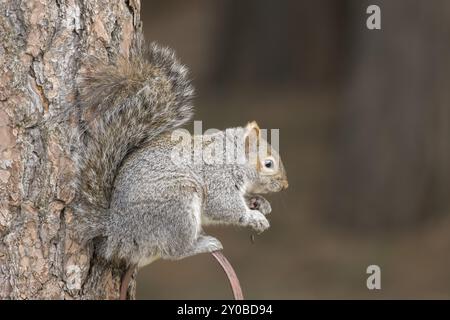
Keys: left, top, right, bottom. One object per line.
{"left": 240, "top": 211, "right": 270, "bottom": 233}
{"left": 248, "top": 195, "right": 272, "bottom": 215}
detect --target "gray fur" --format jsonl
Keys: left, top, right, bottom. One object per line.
{"left": 69, "top": 43, "right": 288, "bottom": 268}
{"left": 70, "top": 43, "right": 194, "bottom": 242}
{"left": 101, "top": 129, "right": 287, "bottom": 266}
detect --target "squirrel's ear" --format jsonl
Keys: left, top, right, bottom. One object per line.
{"left": 244, "top": 121, "right": 260, "bottom": 138}
{"left": 244, "top": 121, "right": 261, "bottom": 157}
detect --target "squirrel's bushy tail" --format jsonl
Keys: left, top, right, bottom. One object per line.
{"left": 71, "top": 43, "right": 194, "bottom": 242}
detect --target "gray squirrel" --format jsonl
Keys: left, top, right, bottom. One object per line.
{"left": 69, "top": 42, "right": 288, "bottom": 272}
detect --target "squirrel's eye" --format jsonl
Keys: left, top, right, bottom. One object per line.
{"left": 264, "top": 159, "right": 274, "bottom": 169}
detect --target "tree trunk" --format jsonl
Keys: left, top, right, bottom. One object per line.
{"left": 0, "top": 0, "right": 142, "bottom": 299}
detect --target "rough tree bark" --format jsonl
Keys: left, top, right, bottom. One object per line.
{"left": 0, "top": 0, "right": 142, "bottom": 299}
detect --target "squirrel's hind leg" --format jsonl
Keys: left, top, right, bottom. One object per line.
{"left": 155, "top": 189, "right": 223, "bottom": 260}
{"left": 164, "top": 234, "right": 223, "bottom": 260}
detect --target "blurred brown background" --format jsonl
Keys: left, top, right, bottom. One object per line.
{"left": 137, "top": 0, "right": 450, "bottom": 299}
